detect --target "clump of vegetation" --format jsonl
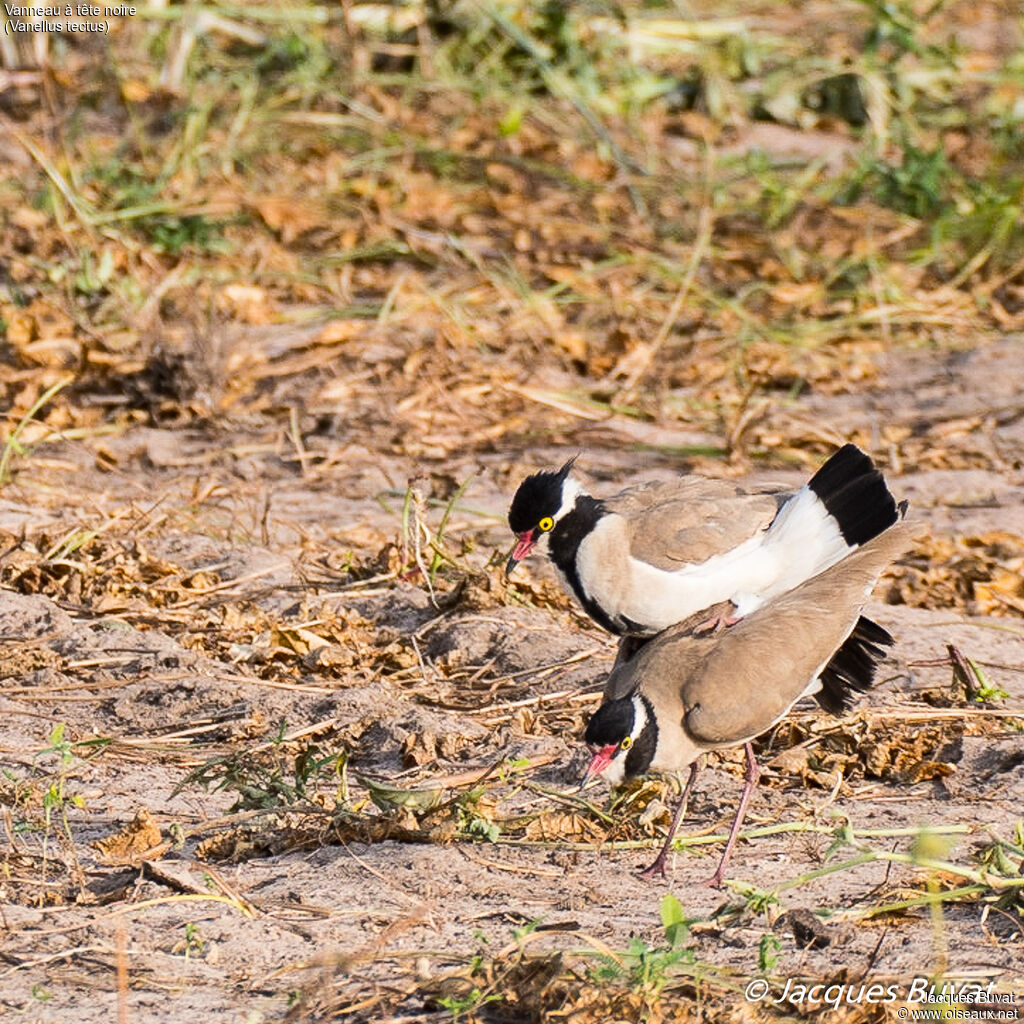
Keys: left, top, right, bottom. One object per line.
{"left": 4, "top": 0, "right": 1024, "bottom": 469}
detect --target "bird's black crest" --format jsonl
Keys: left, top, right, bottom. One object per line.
{"left": 508, "top": 458, "right": 577, "bottom": 534}
{"left": 807, "top": 444, "right": 899, "bottom": 547}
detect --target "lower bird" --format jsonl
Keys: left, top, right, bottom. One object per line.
{"left": 580, "top": 515, "right": 911, "bottom": 886}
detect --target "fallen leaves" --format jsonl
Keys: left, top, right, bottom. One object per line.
{"left": 94, "top": 807, "right": 167, "bottom": 865}
{"left": 888, "top": 530, "right": 1024, "bottom": 617}
{"left": 401, "top": 730, "right": 467, "bottom": 767}
{"left": 2, "top": 29, "right": 1016, "bottom": 465}
{"left": 523, "top": 811, "right": 604, "bottom": 842}
{"left": 765, "top": 714, "right": 975, "bottom": 789}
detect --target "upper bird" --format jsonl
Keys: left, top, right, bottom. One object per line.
{"left": 506, "top": 444, "right": 899, "bottom": 637}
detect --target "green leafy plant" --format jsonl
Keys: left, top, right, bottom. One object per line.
{"left": 29, "top": 723, "right": 87, "bottom": 885}
{"left": 949, "top": 646, "right": 1009, "bottom": 704}
{"left": 175, "top": 735, "right": 347, "bottom": 811}
{"left": 589, "top": 894, "right": 695, "bottom": 1002}
{"left": 37, "top": 723, "right": 86, "bottom": 824}
{"left": 143, "top": 213, "right": 231, "bottom": 255}
{"left": 871, "top": 144, "right": 954, "bottom": 220}
{"left": 183, "top": 921, "right": 205, "bottom": 960}
{"left": 436, "top": 986, "right": 501, "bottom": 1021}
{"left": 758, "top": 932, "right": 782, "bottom": 973}
{"left": 660, "top": 893, "right": 690, "bottom": 947}
{"left": 456, "top": 785, "right": 500, "bottom": 843}
{"left": 734, "top": 883, "right": 782, "bottom": 915}
{"left": 975, "top": 822, "right": 1024, "bottom": 879}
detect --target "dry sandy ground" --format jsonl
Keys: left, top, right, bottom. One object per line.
{"left": 1, "top": 339, "right": 1023, "bottom": 1022}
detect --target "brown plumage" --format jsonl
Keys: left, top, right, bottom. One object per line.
{"left": 601, "top": 477, "right": 786, "bottom": 571}
{"left": 583, "top": 517, "right": 912, "bottom": 885}
{"left": 507, "top": 446, "right": 903, "bottom": 718}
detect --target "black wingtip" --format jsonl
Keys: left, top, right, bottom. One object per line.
{"left": 814, "top": 615, "right": 894, "bottom": 715}
{"left": 808, "top": 445, "right": 899, "bottom": 548}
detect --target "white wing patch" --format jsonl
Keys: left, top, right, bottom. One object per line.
{"left": 575, "top": 485, "right": 855, "bottom": 632}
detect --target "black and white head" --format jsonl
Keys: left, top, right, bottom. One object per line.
{"left": 506, "top": 457, "right": 582, "bottom": 574}
{"left": 581, "top": 693, "right": 657, "bottom": 787}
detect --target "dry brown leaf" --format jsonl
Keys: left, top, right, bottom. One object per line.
{"left": 217, "top": 283, "right": 275, "bottom": 324}
{"left": 251, "top": 195, "right": 327, "bottom": 242}
{"left": 523, "top": 811, "right": 601, "bottom": 842}
{"left": 402, "top": 731, "right": 437, "bottom": 768}
{"left": 317, "top": 320, "right": 366, "bottom": 344}
{"left": 888, "top": 530, "right": 1024, "bottom": 616}
{"left": 93, "top": 808, "right": 167, "bottom": 865}
{"left": 900, "top": 760, "right": 957, "bottom": 784}
{"left": 120, "top": 78, "right": 152, "bottom": 103}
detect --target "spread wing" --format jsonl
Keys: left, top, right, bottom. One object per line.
{"left": 604, "top": 478, "right": 787, "bottom": 571}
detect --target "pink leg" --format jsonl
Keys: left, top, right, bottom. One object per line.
{"left": 693, "top": 612, "right": 741, "bottom": 635}
{"left": 701, "top": 741, "right": 760, "bottom": 888}
{"left": 638, "top": 761, "right": 700, "bottom": 880}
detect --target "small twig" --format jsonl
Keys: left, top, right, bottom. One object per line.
{"left": 948, "top": 643, "right": 980, "bottom": 700}
{"left": 620, "top": 202, "right": 714, "bottom": 392}
{"left": 774, "top": 849, "right": 1024, "bottom": 899}
{"left": 458, "top": 848, "right": 563, "bottom": 878}
{"left": 287, "top": 406, "right": 311, "bottom": 478}
{"left": 165, "top": 564, "right": 288, "bottom": 608}
{"left": 521, "top": 783, "right": 617, "bottom": 825}
{"left": 853, "top": 884, "right": 1011, "bottom": 919}
{"left": 116, "top": 921, "right": 129, "bottom": 1024}
{"left": 0, "top": 945, "right": 114, "bottom": 980}
{"left": 0, "top": 118, "right": 96, "bottom": 228}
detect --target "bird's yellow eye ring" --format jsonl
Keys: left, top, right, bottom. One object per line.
{"left": 538, "top": 516, "right": 554, "bottom": 532}
{"left": 620, "top": 736, "right": 632, "bottom": 750}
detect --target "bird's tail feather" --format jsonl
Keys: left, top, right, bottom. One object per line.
{"left": 806, "top": 443, "right": 900, "bottom": 548}
{"left": 814, "top": 614, "right": 894, "bottom": 715}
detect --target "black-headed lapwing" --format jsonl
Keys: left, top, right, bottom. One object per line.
{"left": 580, "top": 514, "right": 911, "bottom": 886}
{"left": 507, "top": 444, "right": 899, "bottom": 636}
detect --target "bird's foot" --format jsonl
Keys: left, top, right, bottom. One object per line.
{"left": 693, "top": 613, "right": 741, "bottom": 635}
{"left": 698, "top": 870, "right": 727, "bottom": 889}
{"left": 637, "top": 855, "right": 669, "bottom": 881}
